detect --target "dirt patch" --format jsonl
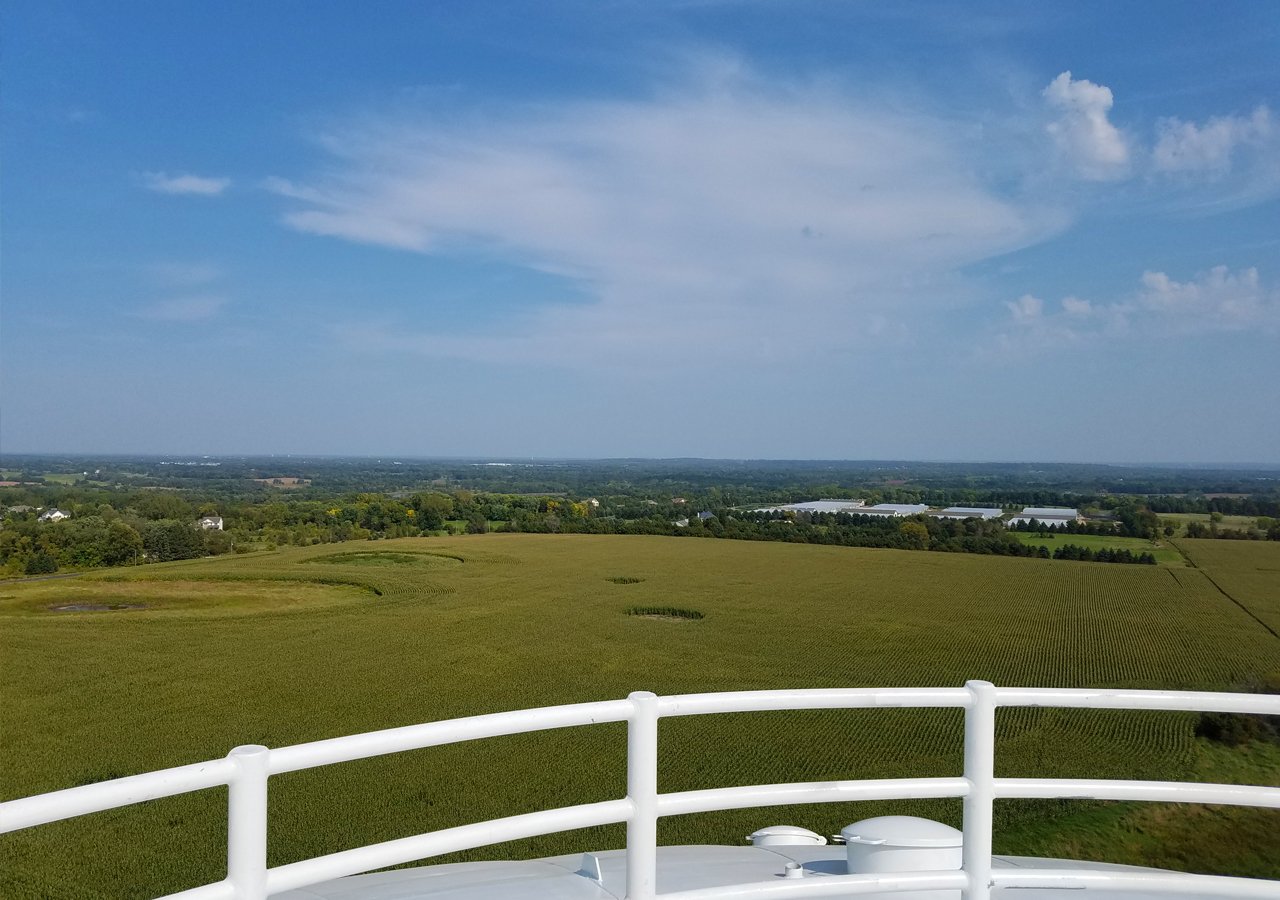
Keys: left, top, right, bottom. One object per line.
{"left": 49, "top": 603, "right": 146, "bottom": 613}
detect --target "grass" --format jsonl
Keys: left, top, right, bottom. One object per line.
{"left": 0, "top": 577, "right": 371, "bottom": 617}
{"left": 1009, "top": 531, "right": 1185, "bottom": 565}
{"left": 303, "top": 550, "right": 463, "bottom": 568}
{"left": 998, "top": 740, "right": 1280, "bottom": 877}
{"left": 1, "top": 534, "right": 1277, "bottom": 897}
{"left": 1159, "top": 513, "right": 1260, "bottom": 536}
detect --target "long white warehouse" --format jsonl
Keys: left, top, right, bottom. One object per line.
{"left": 751, "top": 499, "right": 866, "bottom": 514}
{"left": 861, "top": 503, "right": 930, "bottom": 517}
{"left": 932, "top": 506, "right": 1003, "bottom": 520}
{"left": 1008, "top": 506, "right": 1081, "bottom": 526}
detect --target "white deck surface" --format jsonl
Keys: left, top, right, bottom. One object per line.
{"left": 275, "top": 844, "right": 1248, "bottom": 899}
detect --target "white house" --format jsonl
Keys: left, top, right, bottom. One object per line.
{"left": 1007, "top": 506, "right": 1081, "bottom": 527}
{"left": 198, "top": 515, "right": 224, "bottom": 531}
{"left": 37, "top": 508, "right": 71, "bottom": 523}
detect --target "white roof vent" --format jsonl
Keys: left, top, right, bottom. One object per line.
{"left": 746, "top": 825, "right": 828, "bottom": 847}
{"left": 841, "top": 815, "right": 962, "bottom": 897}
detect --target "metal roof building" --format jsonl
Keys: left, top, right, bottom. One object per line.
{"left": 861, "top": 503, "right": 930, "bottom": 517}
{"left": 751, "top": 499, "right": 866, "bottom": 514}
{"left": 932, "top": 507, "right": 1003, "bottom": 520}
{"left": 1008, "top": 506, "right": 1081, "bottom": 526}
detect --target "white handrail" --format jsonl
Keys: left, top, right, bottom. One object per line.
{"left": 2, "top": 683, "right": 1278, "bottom": 900}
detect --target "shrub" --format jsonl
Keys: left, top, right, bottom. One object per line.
{"left": 626, "top": 605, "right": 704, "bottom": 620}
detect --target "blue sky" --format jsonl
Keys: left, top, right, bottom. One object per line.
{"left": 3, "top": 1, "right": 1278, "bottom": 463}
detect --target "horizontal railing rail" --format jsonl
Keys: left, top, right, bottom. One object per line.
{"left": 2, "top": 683, "right": 1277, "bottom": 900}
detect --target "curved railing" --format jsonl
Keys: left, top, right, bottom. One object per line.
{"left": 3, "top": 682, "right": 1279, "bottom": 899}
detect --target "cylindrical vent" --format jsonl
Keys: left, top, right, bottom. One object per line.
{"left": 841, "top": 815, "right": 962, "bottom": 900}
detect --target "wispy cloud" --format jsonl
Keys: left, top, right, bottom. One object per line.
{"left": 141, "top": 171, "right": 231, "bottom": 196}
{"left": 136, "top": 295, "right": 228, "bottom": 322}
{"left": 147, "top": 262, "right": 222, "bottom": 288}
{"left": 269, "top": 62, "right": 1059, "bottom": 368}
{"left": 1042, "top": 71, "right": 1130, "bottom": 181}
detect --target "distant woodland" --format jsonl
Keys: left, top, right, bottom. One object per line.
{"left": 2, "top": 456, "right": 1277, "bottom": 575}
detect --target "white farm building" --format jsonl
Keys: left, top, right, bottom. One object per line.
{"left": 752, "top": 499, "right": 866, "bottom": 514}
{"left": 932, "top": 506, "right": 1003, "bottom": 520}
{"left": 861, "top": 503, "right": 930, "bottom": 517}
{"left": 1008, "top": 506, "right": 1081, "bottom": 527}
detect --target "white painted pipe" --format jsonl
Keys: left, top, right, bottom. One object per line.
{"left": 226, "top": 745, "right": 270, "bottom": 900}
{"left": 627, "top": 691, "right": 660, "bottom": 900}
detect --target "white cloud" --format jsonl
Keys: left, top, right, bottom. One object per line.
{"left": 141, "top": 172, "right": 231, "bottom": 196}
{"left": 268, "top": 65, "right": 1053, "bottom": 367}
{"left": 1060, "top": 296, "right": 1092, "bottom": 316}
{"left": 1005, "top": 294, "right": 1043, "bottom": 323}
{"left": 1153, "top": 106, "right": 1272, "bottom": 174}
{"left": 1137, "top": 265, "right": 1268, "bottom": 326}
{"left": 137, "top": 295, "right": 227, "bottom": 322}
{"left": 1042, "top": 71, "right": 1129, "bottom": 180}
{"left": 998, "top": 265, "right": 1276, "bottom": 354}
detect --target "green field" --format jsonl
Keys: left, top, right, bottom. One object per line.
{"left": 2, "top": 535, "right": 1278, "bottom": 897}
{"left": 1179, "top": 539, "right": 1280, "bottom": 636}
{"left": 1160, "top": 513, "right": 1260, "bottom": 536}
{"left": 1010, "top": 532, "right": 1186, "bottom": 565}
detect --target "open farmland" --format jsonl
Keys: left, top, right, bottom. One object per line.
{"left": 1180, "top": 538, "right": 1280, "bottom": 636}
{"left": 1159, "top": 513, "right": 1261, "bottom": 536}
{"left": 2, "top": 534, "right": 1279, "bottom": 897}
{"left": 1009, "top": 532, "right": 1185, "bottom": 565}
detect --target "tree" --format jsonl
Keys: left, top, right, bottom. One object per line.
{"left": 899, "top": 520, "right": 929, "bottom": 549}
{"left": 142, "top": 520, "right": 205, "bottom": 562}
{"left": 25, "top": 550, "right": 58, "bottom": 575}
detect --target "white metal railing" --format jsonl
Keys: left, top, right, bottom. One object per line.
{"left": 3, "top": 682, "right": 1279, "bottom": 900}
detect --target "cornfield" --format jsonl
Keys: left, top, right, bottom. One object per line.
{"left": 2, "top": 534, "right": 1278, "bottom": 897}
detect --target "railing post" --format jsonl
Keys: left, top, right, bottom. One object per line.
{"left": 626, "top": 691, "right": 659, "bottom": 900}
{"left": 962, "top": 681, "right": 996, "bottom": 900}
{"left": 227, "top": 745, "right": 271, "bottom": 900}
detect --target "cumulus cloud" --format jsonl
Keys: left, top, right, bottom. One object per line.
{"left": 1153, "top": 106, "right": 1273, "bottom": 174}
{"left": 1136, "top": 265, "right": 1268, "bottom": 325}
{"left": 999, "top": 265, "right": 1276, "bottom": 353}
{"left": 1043, "top": 71, "right": 1129, "bottom": 180}
{"left": 141, "top": 172, "right": 231, "bottom": 196}
{"left": 267, "top": 66, "right": 1053, "bottom": 367}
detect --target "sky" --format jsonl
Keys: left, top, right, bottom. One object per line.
{"left": 2, "top": 1, "right": 1278, "bottom": 463}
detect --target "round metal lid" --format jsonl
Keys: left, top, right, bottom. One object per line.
{"left": 840, "top": 815, "right": 963, "bottom": 848}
